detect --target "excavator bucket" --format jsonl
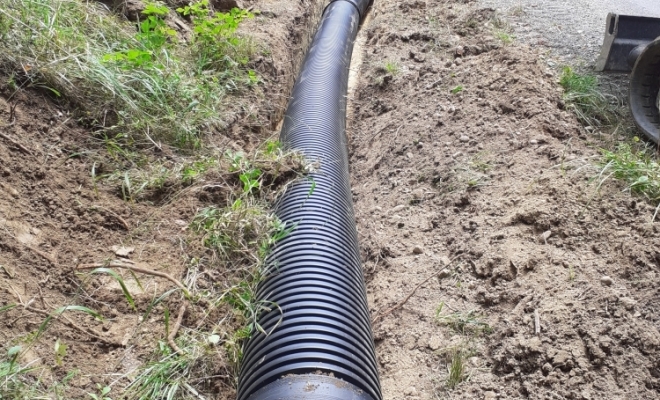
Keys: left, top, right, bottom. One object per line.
{"left": 596, "top": 13, "right": 660, "bottom": 143}
{"left": 595, "top": 13, "right": 660, "bottom": 72}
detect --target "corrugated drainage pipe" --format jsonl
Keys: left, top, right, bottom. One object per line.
{"left": 236, "top": 0, "right": 381, "bottom": 399}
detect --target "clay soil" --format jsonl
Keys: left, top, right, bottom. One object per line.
{"left": 0, "top": 0, "right": 325, "bottom": 398}
{"left": 350, "top": 0, "right": 660, "bottom": 399}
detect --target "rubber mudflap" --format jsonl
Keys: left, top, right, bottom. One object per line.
{"left": 235, "top": 1, "right": 381, "bottom": 399}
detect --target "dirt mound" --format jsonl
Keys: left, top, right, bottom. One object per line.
{"left": 350, "top": 0, "right": 660, "bottom": 399}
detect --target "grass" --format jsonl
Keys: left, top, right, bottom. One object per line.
{"left": 383, "top": 61, "right": 400, "bottom": 76}
{"left": 494, "top": 30, "right": 513, "bottom": 45}
{"left": 445, "top": 346, "right": 469, "bottom": 389}
{"left": 434, "top": 303, "right": 486, "bottom": 391}
{"left": 598, "top": 142, "right": 660, "bottom": 219}
{"left": 490, "top": 14, "right": 514, "bottom": 45}
{"left": 0, "top": 0, "right": 256, "bottom": 148}
{"left": 0, "top": 346, "right": 40, "bottom": 399}
{"left": 435, "top": 304, "right": 492, "bottom": 335}
{"left": 559, "top": 66, "right": 620, "bottom": 128}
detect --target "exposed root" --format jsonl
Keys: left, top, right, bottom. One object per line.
{"left": 168, "top": 302, "right": 187, "bottom": 356}
{"left": 372, "top": 255, "right": 461, "bottom": 325}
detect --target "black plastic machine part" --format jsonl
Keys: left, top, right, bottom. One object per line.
{"left": 595, "top": 13, "right": 660, "bottom": 144}
{"left": 595, "top": 13, "right": 660, "bottom": 73}
{"left": 235, "top": 0, "right": 381, "bottom": 399}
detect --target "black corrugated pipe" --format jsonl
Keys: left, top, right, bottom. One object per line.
{"left": 236, "top": 0, "right": 380, "bottom": 399}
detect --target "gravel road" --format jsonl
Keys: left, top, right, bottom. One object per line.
{"left": 478, "top": 0, "right": 660, "bottom": 65}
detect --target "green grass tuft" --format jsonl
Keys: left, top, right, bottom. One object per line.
{"left": 599, "top": 142, "right": 660, "bottom": 218}
{"left": 559, "top": 66, "right": 620, "bottom": 127}
{"left": 0, "top": 0, "right": 256, "bottom": 148}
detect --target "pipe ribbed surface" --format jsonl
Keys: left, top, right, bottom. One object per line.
{"left": 236, "top": 1, "right": 380, "bottom": 399}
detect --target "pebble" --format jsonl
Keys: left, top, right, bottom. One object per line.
{"left": 459, "top": 135, "right": 469, "bottom": 143}
{"left": 438, "top": 268, "right": 451, "bottom": 279}
{"left": 412, "top": 246, "right": 424, "bottom": 255}
{"left": 600, "top": 276, "right": 613, "bottom": 286}
{"left": 404, "top": 387, "right": 419, "bottom": 396}
{"left": 484, "top": 391, "right": 497, "bottom": 400}
{"left": 540, "top": 230, "right": 552, "bottom": 243}
{"left": 530, "top": 139, "right": 538, "bottom": 144}
{"left": 111, "top": 245, "right": 135, "bottom": 258}
{"left": 428, "top": 335, "right": 443, "bottom": 350}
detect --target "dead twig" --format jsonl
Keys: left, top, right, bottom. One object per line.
{"left": 372, "top": 255, "right": 461, "bottom": 324}
{"left": 3, "top": 227, "right": 58, "bottom": 266}
{"left": 0, "top": 132, "right": 33, "bottom": 155}
{"left": 91, "top": 206, "right": 130, "bottom": 230}
{"left": 534, "top": 309, "right": 541, "bottom": 335}
{"left": 9, "top": 285, "right": 119, "bottom": 345}
{"left": 76, "top": 260, "right": 190, "bottom": 297}
{"left": 168, "top": 302, "right": 187, "bottom": 356}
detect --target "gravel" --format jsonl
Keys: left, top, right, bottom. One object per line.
{"left": 478, "top": 0, "right": 660, "bottom": 65}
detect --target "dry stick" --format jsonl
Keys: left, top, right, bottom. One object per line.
{"left": 372, "top": 255, "right": 461, "bottom": 325}
{"left": 9, "top": 287, "right": 118, "bottom": 345}
{"left": 92, "top": 206, "right": 130, "bottom": 231}
{"left": 4, "top": 227, "right": 58, "bottom": 266}
{"left": 168, "top": 302, "right": 187, "bottom": 356}
{"left": 77, "top": 261, "right": 190, "bottom": 297}
{"left": 0, "top": 132, "right": 33, "bottom": 155}
{"left": 534, "top": 309, "right": 541, "bottom": 335}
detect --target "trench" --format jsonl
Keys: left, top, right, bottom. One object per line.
{"left": 236, "top": 1, "right": 381, "bottom": 399}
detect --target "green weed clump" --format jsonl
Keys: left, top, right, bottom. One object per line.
{"left": 0, "top": 0, "right": 255, "bottom": 148}
{"left": 0, "top": 346, "right": 40, "bottom": 400}
{"left": 559, "top": 66, "right": 619, "bottom": 127}
{"left": 600, "top": 142, "right": 660, "bottom": 218}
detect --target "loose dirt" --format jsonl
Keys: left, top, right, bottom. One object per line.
{"left": 3, "top": 0, "right": 660, "bottom": 399}
{"left": 0, "top": 0, "right": 325, "bottom": 398}
{"left": 350, "top": 0, "right": 660, "bottom": 399}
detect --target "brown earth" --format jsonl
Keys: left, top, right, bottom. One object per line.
{"left": 0, "top": 0, "right": 326, "bottom": 398}
{"left": 349, "top": 0, "right": 660, "bottom": 399}
{"left": 3, "top": 0, "right": 660, "bottom": 399}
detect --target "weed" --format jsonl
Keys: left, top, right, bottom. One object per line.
{"left": 495, "top": 30, "right": 513, "bottom": 45}
{"left": 87, "top": 384, "right": 112, "bottom": 400}
{"left": 451, "top": 85, "right": 463, "bottom": 94}
{"left": 599, "top": 142, "right": 660, "bottom": 218}
{"left": 53, "top": 339, "right": 67, "bottom": 367}
{"left": 559, "top": 66, "right": 620, "bottom": 127}
{"left": 568, "top": 265, "right": 576, "bottom": 282}
{"left": 383, "top": 61, "right": 400, "bottom": 76}
{"left": 0, "top": 0, "right": 255, "bottom": 148}
{"left": 435, "top": 304, "right": 492, "bottom": 335}
{"left": 177, "top": 0, "right": 254, "bottom": 71}
{"left": 0, "top": 346, "right": 41, "bottom": 399}
{"left": 124, "top": 334, "right": 212, "bottom": 400}
{"left": 446, "top": 347, "right": 468, "bottom": 389}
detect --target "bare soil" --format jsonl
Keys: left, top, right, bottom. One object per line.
{"left": 4, "top": 0, "right": 660, "bottom": 399}
{"left": 0, "top": 0, "right": 325, "bottom": 398}
{"left": 350, "top": 0, "right": 660, "bottom": 399}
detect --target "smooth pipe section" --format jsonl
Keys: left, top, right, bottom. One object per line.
{"left": 236, "top": 1, "right": 380, "bottom": 399}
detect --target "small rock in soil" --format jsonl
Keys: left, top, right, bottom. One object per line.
{"left": 600, "top": 276, "right": 613, "bottom": 286}
{"left": 483, "top": 391, "right": 497, "bottom": 400}
{"left": 111, "top": 245, "right": 134, "bottom": 258}
{"left": 428, "top": 335, "right": 443, "bottom": 351}
{"left": 459, "top": 135, "right": 469, "bottom": 142}
{"left": 412, "top": 245, "right": 424, "bottom": 255}
{"left": 404, "top": 387, "right": 418, "bottom": 396}
{"left": 438, "top": 268, "right": 451, "bottom": 279}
